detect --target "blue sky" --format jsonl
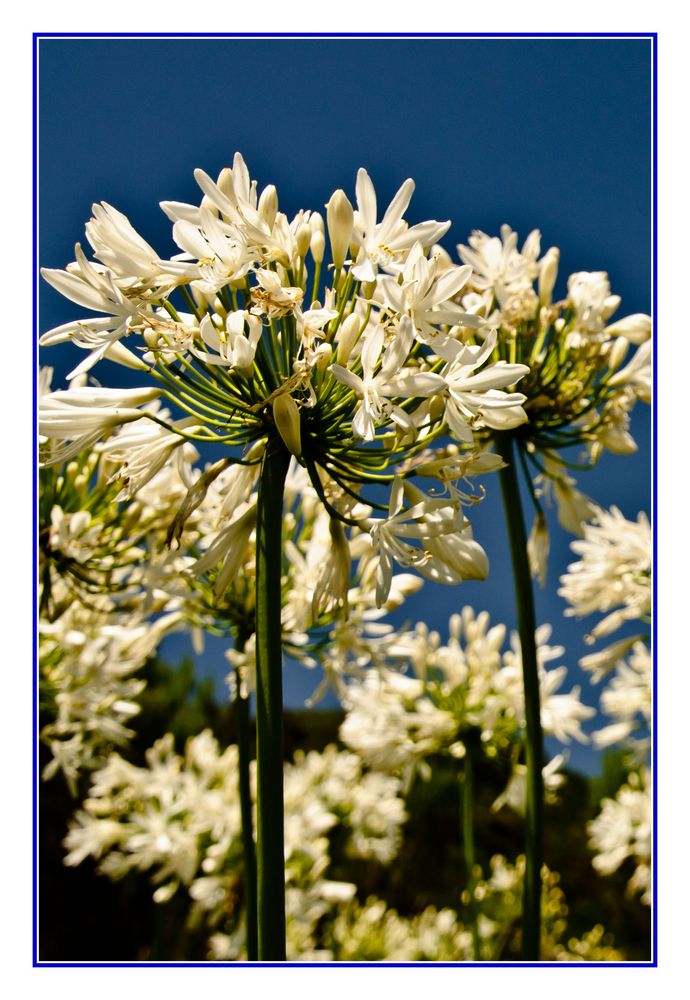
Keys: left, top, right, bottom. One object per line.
{"left": 38, "top": 35, "right": 652, "bottom": 773}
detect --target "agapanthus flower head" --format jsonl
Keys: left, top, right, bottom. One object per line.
{"left": 64, "top": 734, "right": 408, "bottom": 958}
{"left": 559, "top": 505, "right": 651, "bottom": 642}
{"left": 41, "top": 155, "right": 530, "bottom": 603}
{"left": 454, "top": 224, "right": 650, "bottom": 468}
{"left": 339, "top": 607, "right": 592, "bottom": 790}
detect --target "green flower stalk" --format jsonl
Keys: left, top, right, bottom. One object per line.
{"left": 254, "top": 436, "right": 291, "bottom": 959}
{"left": 232, "top": 628, "right": 257, "bottom": 962}
{"left": 496, "top": 431, "right": 544, "bottom": 960}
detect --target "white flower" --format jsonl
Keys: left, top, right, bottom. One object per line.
{"left": 351, "top": 169, "right": 450, "bottom": 282}
{"left": 40, "top": 244, "right": 147, "bottom": 378}
{"left": 578, "top": 634, "right": 642, "bottom": 682}
{"left": 604, "top": 312, "right": 651, "bottom": 345}
{"left": 85, "top": 202, "right": 170, "bottom": 293}
{"left": 339, "top": 670, "right": 457, "bottom": 778}
{"left": 566, "top": 271, "right": 621, "bottom": 341}
{"left": 189, "top": 157, "right": 297, "bottom": 266}
{"left": 492, "top": 753, "right": 567, "bottom": 815}
{"left": 161, "top": 206, "right": 254, "bottom": 293}
{"left": 193, "top": 500, "right": 257, "bottom": 601}
{"left": 329, "top": 317, "right": 444, "bottom": 441}
{"left": 364, "top": 476, "right": 479, "bottom": 606}
{"left": 48, "top": 507, "right": 102, "bottom": 563}
{"left": 559, "top": 506, "right": 651, "bottom": 641}
{"left": 402, "top": 482, "right": 489, "bottom": 584}
{"left": 250, "top": 268, "right": 303, "bottom": 318}
{"left": 545, "top": 460, "right": 598, "bottom": 536}
{"left": 39, "top": 385, "right": 161, "bottom": 464}
{"left": 100, "top": 405, "right": 197, "bottom": 500}
{"left": 439, "top": 329, "right": 529, "bottom": 443}
{"left": 377, "top": 242, "right": 479, "bottom": 351}
{"left": 190, "top": 312, "right": 263, "bottom": 370}
{"left": 501, "top": 625, "right": 596, "bottom": 744}
{"left": 592, "top": 642, "right": 651, "bottom": 751}
{"left": 41, "top": 604, "right": 183, "bottom": 787}
{"left": 608, "top": 340, "right": 651, "bottom": 403}
{"left": 458, "top": 224, "right": 541, "bottom": 304}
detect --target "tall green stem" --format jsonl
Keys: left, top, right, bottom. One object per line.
{"left": 234, "top": 627, "right": 257, "bottom": 961}
{"left": 461, "top": 736, "right": 481, "bottom": 961}
{"left": 255, "top": 435, "right": 290, "bottom": 961}
{"left": 495, "top": 432, "right": 543, "bottom": 961}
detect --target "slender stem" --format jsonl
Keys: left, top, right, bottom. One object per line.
{"left": 234, "top": 627, "right": 257, "bottom": 962}
{"left": 495, "top": 432, "right": 544, "bottom": 961}
{"left": 310, "top": 259, "right": 322, "bottom": 306}
{"left": 254, "top": 435, "right": 291, "bottom": 961}
{"left": 461, "top": 738, "right": 481, "bottom": 961}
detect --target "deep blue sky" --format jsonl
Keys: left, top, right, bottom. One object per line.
{"left": 38, "top": 36, "right": 652, "bottom": 773}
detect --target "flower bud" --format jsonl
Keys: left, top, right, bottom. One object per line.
{"left": 335, "top": 313, "right": 362, "bottom": 365}
{"left": 191, "top": 286, "right": 209, "bottom": 311}
{"left": 607, "top": 335, "right": 630, "bottom": 373}
{"left": 428, "top": 394, "right": 445, "bottom": 423}
{"left": 104, "top": 340, "right": 149, "bottom": 371}
{"left": 553, "top": 477, "right": 596, "bottom": 536}
{"left": 527, "top": 512, "right": 549, "bottom": 587}
{"left": 602, "top": 294, "right": 622, "bottom": 320}
{"left": 296, "top": 222, "right": 312, "bottom": 259}
{"left": 312, "top": 518, "right": 351, "bottom": 621}
{"left": 538, "top": 247, "right": 560, "bottom": 305}
{"left": 143, "top": 327, "right": 160, "bottom": 350}
{"left": 326, "top": 189, "right": 354, "bottom": 269}
{"left": 258, "top": 185, "right": 278, "bottom": 230}
{"left": 604, "top": 313, "right": 651, "bottom": 345}
{"left": 310, "top": 230, "right": 325, "bottom": 265}
{"left": 361, "top": 280, "right": 377, "bottom": 301}
{"left": 313, "top": 343, "right": 333, "bottom": 372}
{"left": 217, "top": 167, "right": 237, "bottom": 202}
{"left": 272, "top": 393, "right": 302, "bottom": 457}
{"left": 310, "top": 211, "right": 324, "bottom": 236}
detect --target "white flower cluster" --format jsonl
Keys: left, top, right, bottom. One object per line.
{"left": 453, "top": 224, "right": 650, "bottom": 465}
{"left": 560, "top": 506, "right": 651, "bottom": 643}
{"left": 64, "top": 733, "right": 407, "bottom": 959}
{"left": 39, "top": 378, "right": 201, "bottom": 785}
{"left": 560, "top": 506, "right": 652, "bottom": 902}
{"left": 40, "top": 605, "right": 181, "bottom": 791}
{"left": 559, "top": 505, "right": 651, "bottom": 754}
{"left": 39, "top": 155, "right": 535, "bottom": 608}
{"left": 340, "top": 608, "right": 594, "bottom": 805}
{"left": 588, "top": 769, "right": 651, "bottom": 906}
